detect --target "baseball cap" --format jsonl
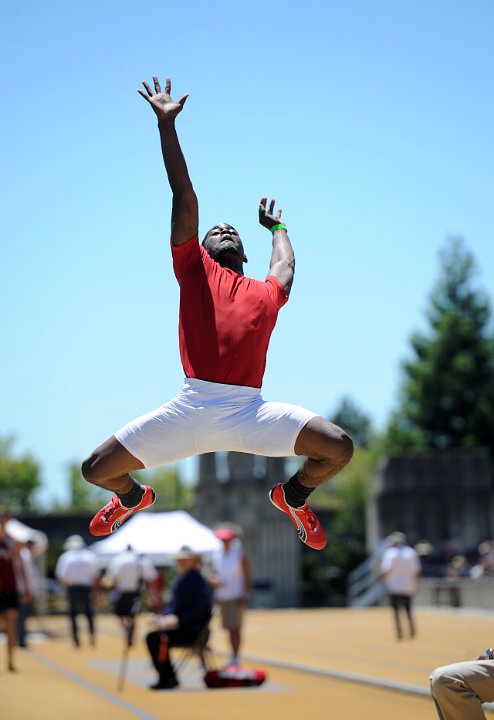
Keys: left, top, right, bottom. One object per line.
{"left": 215, "top": 527, "right": 236, "bottom": 541}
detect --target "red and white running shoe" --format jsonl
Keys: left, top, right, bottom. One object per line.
{"left": 269, "top": 482, "right": 327, "bottom": 550}
{"left": 89, "top": 485, "right": 156, "bottom": 536}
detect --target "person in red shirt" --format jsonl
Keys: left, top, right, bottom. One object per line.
{"left": 83, "top": 75, "right": 354, "bottom": 550}
{"left": 0, "top": 508, "right": 30, "bottom": 672}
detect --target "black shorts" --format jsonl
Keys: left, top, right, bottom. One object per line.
{"left": 389, "top": 593, "right": 412, "bottom": 611}
{"left": 114, "top": 592, "right": 141, "bottom": 618}
{"left": 0, "top": 591, "right": 19, "bottom": 611}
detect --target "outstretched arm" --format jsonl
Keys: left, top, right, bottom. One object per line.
{"left": 259, "top": 197, "right": 295, "bottom": 296}
{"left": 138, "top": 76, "right": 198, "bottom": 246}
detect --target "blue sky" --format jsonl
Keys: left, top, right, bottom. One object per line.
{"left": 2, "top": 0, "right": 494, "bottom": 506}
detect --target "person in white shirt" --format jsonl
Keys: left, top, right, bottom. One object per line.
{"left": 55, "top": 535, "right": 100, "bottom": 647}
{"left": 210, "top": 526, "right": 251, "bottom": 666}
{"left": 104, "top": 545, "right": 158, "bottom": 646}
{"left": 380, "top": 531, "right": 421, "bottom": 640}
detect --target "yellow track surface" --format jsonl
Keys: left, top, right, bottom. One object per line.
{"left": 3, "top": 606, "right": 494, "bottom": 720}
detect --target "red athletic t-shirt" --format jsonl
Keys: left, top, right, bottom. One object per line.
{"left": 0, "top": 538, "right": 17, "bottom": 593}
{"left": 172, "top": 236, "right": 288, "bottom": 388}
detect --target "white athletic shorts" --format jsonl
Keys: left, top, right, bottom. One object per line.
{"left": 114, "top": 378, "right": 318, "bottom": 468}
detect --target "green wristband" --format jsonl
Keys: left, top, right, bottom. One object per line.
{"left": 270, "top": 223, "right": 287, "bottom": 233}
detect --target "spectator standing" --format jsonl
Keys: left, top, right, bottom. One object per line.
{"left": 471, "top": 540, "right": 494, "bottom": 579}
{"left": 380, "top": 531, "right": 421, "bottom": 640}
{"left": 210, "top": 526, "right": 251, "bottom": 666}
{"left": 0, "top": 508, "right": 29, "bottom": 671}
{"left": 55, "top": 535, "right": 100, "bottom": 647}
{"left": 104, "top": 544, "right": 158, "bottom": 646}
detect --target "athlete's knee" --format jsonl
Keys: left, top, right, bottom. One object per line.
{"left": 334, "top": 430, "right": 354, "bottom": 465}
{"left": 296, "top": 418, "right": 354, "bottom": 465}
{"left": 322, "top": 426, "right": 353, "bottom": 466}
{"left": 81, "top": 452, "right": 105, "bottom": 486}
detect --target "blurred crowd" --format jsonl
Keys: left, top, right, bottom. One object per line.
{"left": 0, "top": 506, "right": 251, "bottom": 688}
{"left": 415, "top": 537, "right": 494, "bottom": 581}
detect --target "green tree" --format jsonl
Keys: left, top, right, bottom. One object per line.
{"left": 384, "top": 238, "right": 494, "bottom": 452}
{"left": 0, "top": 436, "right": 42, "bottom": 512}
{"left": 136, "top": 466, "right": 193, "bottom": 511}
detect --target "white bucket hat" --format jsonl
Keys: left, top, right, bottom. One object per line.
{"left": 63, "top": 534, "right": 86, "bottom": 550}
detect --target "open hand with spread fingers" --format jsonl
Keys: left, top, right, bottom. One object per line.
{"left": 138, "top": 76, "right": 189, "bottom": 122}
{"left": 259, "top": 197, "right": 285, "bottom": 231}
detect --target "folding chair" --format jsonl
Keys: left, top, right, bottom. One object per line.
{"left": 174, "top": 623, "right": 214, "bottom": 674}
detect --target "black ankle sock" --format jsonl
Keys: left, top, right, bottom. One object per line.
{"left": 117, "top": 479, "right": 145, "bottom": 508}
{"left": 282, "top": 473, "right": 314, "bottom": 508}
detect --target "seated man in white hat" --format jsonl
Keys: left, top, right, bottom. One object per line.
{"left": 145, "top": 545, "right": 212, "bottom": 690}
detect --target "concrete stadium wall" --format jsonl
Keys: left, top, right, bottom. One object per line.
{"left": 414, "top": 577, "right": 494, "bottom": 610}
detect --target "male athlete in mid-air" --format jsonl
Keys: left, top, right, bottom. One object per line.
{"left": 82, "top": 75, "right": 354, "bottom": 550}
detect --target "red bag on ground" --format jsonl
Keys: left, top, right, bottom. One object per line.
{"left": 204, "top": 666, "right": 267, "bottom": 688}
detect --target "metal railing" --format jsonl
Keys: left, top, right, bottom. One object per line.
{"left": 347, "top": 553, "right": 386, "bottom": 607}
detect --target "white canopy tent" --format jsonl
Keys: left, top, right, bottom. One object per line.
{"left": 6, "top": 517, "right": 48, "bottom": 553}
{"left": 89, "top": 511, "right": 222, "bottom": 566}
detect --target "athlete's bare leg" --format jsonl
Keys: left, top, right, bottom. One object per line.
{"left": 269, "top": 415, "right": 353, "bottom": 549}
{"left": 81, "top": 436, "right": 145, "bottom": 494}
{"left": 293, "top": 416, "right": 354, "bottom": 488}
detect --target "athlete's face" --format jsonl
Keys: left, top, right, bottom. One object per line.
{"left": 202, "top": 224, "right": 248, "bottom": 265}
